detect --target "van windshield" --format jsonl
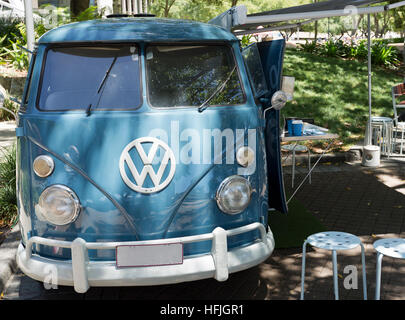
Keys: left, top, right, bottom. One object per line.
{"left": 38, "top": 46, "right": 141, "bottom": 111}
{"left": 146, "top": 45, "right": 245, "bottom": 108}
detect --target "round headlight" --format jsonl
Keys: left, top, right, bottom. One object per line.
{"left": 236, "top": 146, "right": 255, "bottom": 168}
{"left": 33, "top": 155, "right": 54, "bottom": 178}
{"left": 37, "top": 185, "right": 80, "bottom": 225}
{"left": 216, "top": 176, "right": 252, "bottom": 215}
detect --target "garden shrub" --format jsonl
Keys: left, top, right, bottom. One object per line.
{"left": 0, "top": 99, "right": 18, "bottom": 122}
{"left": 0, "top": 144, "right": 17, "bottom": 227}
{"left": 300, "top": 40, "right": 318, "bottom": 54}
{"left": 0, "top": 6, "right": 101, "bottom": 71}
{"left": 299, "top": 37, "right": 402, "bottom": 68}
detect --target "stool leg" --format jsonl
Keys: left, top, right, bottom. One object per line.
{"left": 300, "top": 240, "right": 308, "bottom": 300}
{"left": 382, "top": 123, "right": 386, "bottom": 155}
{"left": 392, "top": 129, "right": 398, "bottom": 153}
{"left": 292, "top": 149, "right": 296, "bottom": 189}
{"left": 360, "top": 243, "right": 367, "bottom": 300}
{"left": 308, "top": 149, "right": 311, "bottom": 184}
{"left": 386, "top": 123, "right": 390, "bottom": 156}
{"left": 332, "top": 250, "right": 339, "bottom": 300}
{"left": 375, "top": 252, "right": 383, "bottom": 300}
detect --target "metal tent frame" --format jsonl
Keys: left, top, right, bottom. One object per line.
{"left": 209, "top": 0, "right": 405, "bottom": 147}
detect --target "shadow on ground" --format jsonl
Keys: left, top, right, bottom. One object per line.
{"left": 4, "top": 161, "right": 405, "bottom": 300}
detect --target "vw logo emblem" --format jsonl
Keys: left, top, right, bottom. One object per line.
{"left": 119, "top": 137, "right": 176, "bottom": 194}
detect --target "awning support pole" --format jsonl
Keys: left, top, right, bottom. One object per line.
{"left": 24, "top": 0, "right": 35, "bottom": 55}
{"left": 367, "top": 12, "right": 372, "bottom": 145}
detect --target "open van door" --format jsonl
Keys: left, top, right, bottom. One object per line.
{"left": 242, "top": 38, "right": 288, "bottom": 213}
{"left": 257, "top": 38, "right": 288, "bottom": 214}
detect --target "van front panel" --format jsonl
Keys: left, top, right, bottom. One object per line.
{"left": 18, "top": 41, "right": 269, "bottom": 261}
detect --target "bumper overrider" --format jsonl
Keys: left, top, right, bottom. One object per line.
{"left": 17, "top": 222, "right": 275, "bottom": 293}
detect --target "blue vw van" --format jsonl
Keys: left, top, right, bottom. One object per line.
{"left": 15, "top": 17, "right": 288, "bottom": 293}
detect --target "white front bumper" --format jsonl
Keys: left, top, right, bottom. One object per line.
{"left": 17, "top": 222, "right": 274, "bottom": 293}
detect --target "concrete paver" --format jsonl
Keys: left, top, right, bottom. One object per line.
{"left": 0, "top": 121, "right": 16, "bottom": 149}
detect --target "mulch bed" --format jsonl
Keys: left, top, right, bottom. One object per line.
{"left": 0, "top": 225, "right": 11, "bottom": 246}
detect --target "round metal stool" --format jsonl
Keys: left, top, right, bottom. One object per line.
{"left": 281, "top": 144, "right": 311, "bottom": 188}
{"left": 373, "top": 238, "right": 405, "bottom": 300}
{"left": 365, "top": 116, "right": 393, "bottom": 157}
{"left": 300, "top": 231, "right": 367, "bottom": 300}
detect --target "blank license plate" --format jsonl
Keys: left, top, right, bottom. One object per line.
{"left": 116, "top": 243, "right": 183, "bottom": 268}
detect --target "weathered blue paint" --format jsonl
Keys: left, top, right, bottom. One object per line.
{"left": 38, "top": 18, "right": 238, "bottom": 44}
{"left": 257, "top": 39, "right": 288, "bottom": 213}
{"left": 17, "top": 18, "right": 286, "bottom": 264}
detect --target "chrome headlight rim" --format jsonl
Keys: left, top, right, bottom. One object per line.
{"left": 216, "top": 175, "right": 252, "bottom": 215}
{"left": 38, "top": 184, "right": 81, "bottom": 226}
{"left": 33, "top": 155, "right": 55, "bottom": 178}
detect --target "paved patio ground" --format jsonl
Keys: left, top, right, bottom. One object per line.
{"left": 0, "top": 121, "right": 16, "bottom": 149}
{"left": 3, "top": 155, "right": 405, "bottom": 300}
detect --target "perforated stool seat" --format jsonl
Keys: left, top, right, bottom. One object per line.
{"left": 281, "top": 144, "right": 311, "bottom": 188}
{"left": 373, "top": 238, "right": 405, "bottom": 300}
{"left": 300, "top": 231, "right": 367, "bottom": 300}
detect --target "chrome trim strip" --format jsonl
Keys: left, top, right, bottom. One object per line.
{"left": 19, "top": 222, "right": 273, "bottom": 293}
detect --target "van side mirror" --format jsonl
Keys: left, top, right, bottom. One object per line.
{"left": 263, "top": 90, "right": 287, "bottom": 118}
{"left": 270, "top": 90, "right": 288, "bottom": 110}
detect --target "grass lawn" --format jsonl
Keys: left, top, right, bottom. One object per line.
{"left": 282, "top": 48, "right": 403, "bottom": 152}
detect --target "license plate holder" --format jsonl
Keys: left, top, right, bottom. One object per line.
{"left": 116, "top": 243, "right": 183, "bottom": 268}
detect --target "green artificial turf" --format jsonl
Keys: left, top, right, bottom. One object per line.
{"left": 268, "top": 196, "right": 326, "bottom": 249}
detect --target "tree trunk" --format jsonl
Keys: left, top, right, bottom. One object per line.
{"left": 231, "top": 0, "right": 238, "bottom": 7}
{"left": 403, "top": 26, "right": 405, "bottom": 68}
{"left": 374, "top": 14, "right": 380, "bottom": 38}
{"left": 314, "top": 20, "right": 318, "bottom": 43}
{"left": 164, "top": 0, "right": 176, "bottom": 17}
{"left": 70, "top": 0, "right": 90, "bottom": 17}
{"left": 313, "top": 0, "right": 318, "bottom": 43}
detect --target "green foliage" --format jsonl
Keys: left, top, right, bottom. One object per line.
{"left": 0, "top": 99, "right": 18, "bottom": 122}
{"left": 0, "top": 22, "right": 30, "bottom": 70}
{"left": 0, "top": 5, "right": 101, "bottom": 71}
{"left": 318, "top": 39, "right": 339, "bottom": 57}
{"left": 0, "top": 39, "right": 30, "bottom": 71}
{"left": 240, "top": 34, "right": 254, "bottom": 48}
{"left": 299, "top": 38, "right": 401, "bottom": 68}
{"left": 352, "top": 40, "right": 368, "bottom": 60}
{"left": 0, "top": 145, "right": 17, "bottom": 227}
{"left": 371, "top": 41, "right": 400, "bottom": 67}
{"left": 149, "top": 0, "right": 312, "bottom": 22}
{"left": 72, "top": 5, "right": 102, "bottom": 22}
{"left": 0, "top": 16, "right": 25, "bottom": 44}
{"left": 299, "top": 40, "right": 317, "bottom": 53}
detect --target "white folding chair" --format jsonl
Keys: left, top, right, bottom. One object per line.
{"left": 391, "top": 83, "right": 405, "bottom": 155}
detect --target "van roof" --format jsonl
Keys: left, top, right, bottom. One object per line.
{"left": 38, "top": 18, "right": 238, "bottom": 44}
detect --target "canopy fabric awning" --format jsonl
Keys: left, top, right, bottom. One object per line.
{"left": 209, "top": 1, "right": 405, "bottom": 33}
{"left": 248, "top": 0, "right": 382, "bottom": 17}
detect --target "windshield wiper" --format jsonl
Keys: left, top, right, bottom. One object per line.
{"left": 197, "top": 65, "right": 237, "bottom": 113}
{"left": 86, "top": 55, "right": 118, "bottom": 116}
